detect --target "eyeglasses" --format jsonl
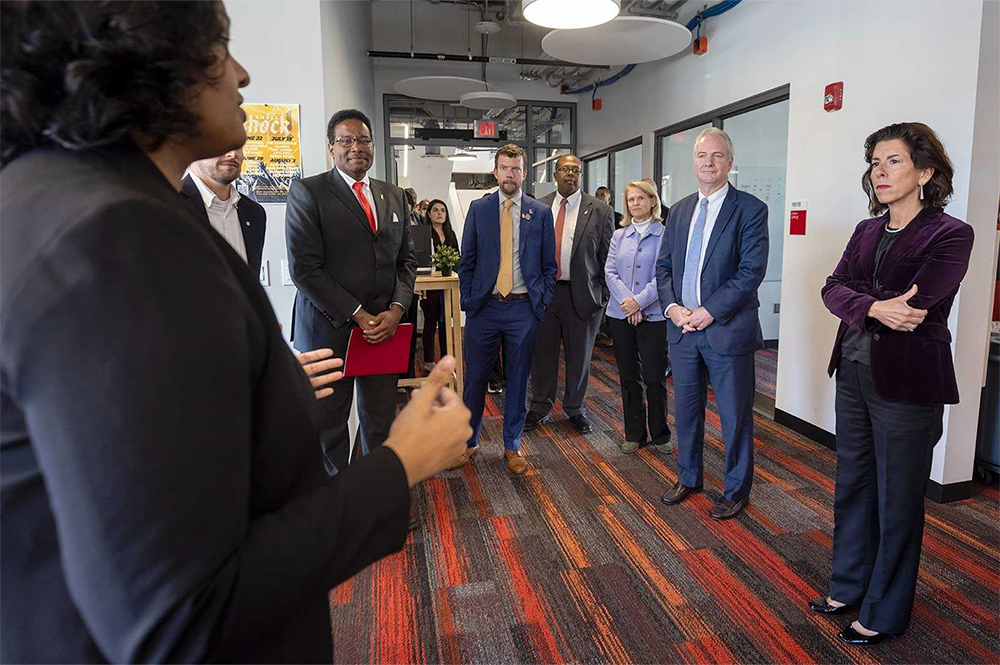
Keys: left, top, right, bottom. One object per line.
{"left": 555, "top": 166, "right": 582, "bottom": 175}
{"left": 332, "top": 136, "right": 374, "bottom": 148}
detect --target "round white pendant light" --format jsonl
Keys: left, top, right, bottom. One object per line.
{"left": 394, "top": 76, "right": 492, "bottom": 101}
{"left": 460, "top": 91, "right": 517, "bottom": 110}
{"left": 522, "top": 0, "right": 620, "bottom": 30}
{"left": 542, "top": 16, "right": 691, "bottom": 65}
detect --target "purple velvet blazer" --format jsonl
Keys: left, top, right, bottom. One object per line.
{"left": 821, "top": 207, "right": 974, "bottom": 405}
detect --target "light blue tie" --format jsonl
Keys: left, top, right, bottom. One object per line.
{"left": 682, "top": 197, "right": 709, "bottom": 310}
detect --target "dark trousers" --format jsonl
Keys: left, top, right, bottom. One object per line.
{"left": 831, "top": 359, "right": 943, "bottom": 634}
{"left": 317, "top": 323, "right": 399, "bottom": 475}
{"left": 530, "top": 282, "right": 603, "bottom": 417}
{"left": 463, "top": 299, "right": 540, "bottom": 450}
{"left": 404, "top": 297, "right": 419, "bottom": 378}
{"left": 608, "top": 317, "right": 671, "bottom": 444}
{"left": 420, "top": 292, "right": 447, "bottom": 363}
{"left": 670, "top": 330, "right": 756, "bottom": 501}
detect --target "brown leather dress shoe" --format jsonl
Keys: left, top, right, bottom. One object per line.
{"left": 660, "top": 481, "right": 702, "bottom": 505}
{"left": 447, "top": 445, "right": 477, "bottom": 471}
{"left": 505, "top": 449, "right": 528, "bottom": 475}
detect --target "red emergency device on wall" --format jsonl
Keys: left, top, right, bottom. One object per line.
{"left": 824, "top": 82, "right": 844, "bottom": 112}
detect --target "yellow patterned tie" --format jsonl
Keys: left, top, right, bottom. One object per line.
{"left": 496, "top": 198, "right": 514, "bottom": 296}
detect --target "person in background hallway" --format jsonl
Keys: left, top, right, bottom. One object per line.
{"left": 286, "top": 108, "right": 417, "bottom": 475}
{"left": 605, "top": 180, "right": 672, "bottom": 454}
{"left": 595, "top": 185, "right": 625, "bottom": 229}
{"left": 0, "top": 2, "right": 471, "bottom": 661}
{"left": 656, "top": 127, "right": 768, "bottom": 521}
{"left": 642, "top": 177, "right": 671, "bottom": 222}
{"left": 420, "top": 199, "right": 460, "bottom": 371}
{"left": 403, "top": 187, "right": 422, "bottom": 380}
{"left": 417, "top": 198, "right": 430, "bottom": 220}
{"left": 182, "top": 146, "right": 266, "bottom": 275}
{"left": 405, "top": 188, "right": 423, "bottom": 226}
{"left": 526, "top": 155, "right": 614, "bottom": 434}
{"left": 642, "top": 177, "right": 672, "bottom": 378}
{"left": 456, "top": 144, "right": 557, "bottom": 474}
{"left": 812, "top": 123, "right": 973, "bottom": 645}
{"left": 594, "top": 185, "right": 622, "bottom": 349}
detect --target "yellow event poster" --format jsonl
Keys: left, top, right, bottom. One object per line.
{"left": 237, "top": 103, "right": 302, "bottom": 203}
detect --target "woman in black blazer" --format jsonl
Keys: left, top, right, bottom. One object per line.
{"left": 0, "top": 3, "right": 470, "bottom": 662}
{"left": 419, "top": 199, "right": 460, "bottom": 370}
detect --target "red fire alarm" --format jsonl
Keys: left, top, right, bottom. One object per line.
{"left": 592, "top": 98, "right": 603, "bottom": 111}
{"left": 824, "top": 81, "right": 844, "bottom": 112}
{"left": 693, "top": 36, "right": 708, "bottom": 55}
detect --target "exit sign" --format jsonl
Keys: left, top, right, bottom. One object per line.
{"left": 474, "top": 120, "right": 498, "bottom": 139}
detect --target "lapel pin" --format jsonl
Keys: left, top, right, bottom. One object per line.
{"left": 245, "top": 221, "right": 250, "bottom": 226}
{"left": 380, "top": 193, "right": 384, "bottom": 200}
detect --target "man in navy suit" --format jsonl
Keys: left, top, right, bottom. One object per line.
{"left": 456, "top": 144, "right": 557, "bottom": 474}
{"left": 182, "top": 147, "right": 267, "bottom": 276}
{"left": 655, "top": 128, "right": 768, "bottom": 520}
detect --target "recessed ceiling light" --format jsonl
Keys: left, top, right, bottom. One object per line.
{"left": 522, "top": 0, "right": 619, "bottom": 30}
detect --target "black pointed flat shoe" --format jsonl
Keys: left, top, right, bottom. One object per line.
{"left": 808, "top": 597, "right": 850, "bottom": 614}
{"left": 838, "top": 623, "right": 888, "bottom": 645}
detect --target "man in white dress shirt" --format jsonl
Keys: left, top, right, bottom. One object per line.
{"left": 525, "top": 155, "right": 614, "bottom": 434}
{"left": 182, "top": 147, "right": 267, "bottom": 275}
{"left": 655, "top": 128, "right": 769, "bottom": 521}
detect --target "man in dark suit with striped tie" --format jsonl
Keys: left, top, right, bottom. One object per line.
{"left": 655, "top": 127, "right": 769, "bottom": 520}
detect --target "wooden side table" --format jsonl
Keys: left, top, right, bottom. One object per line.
{"left": 397, "top": 272, "right": 463, "bottom": 394}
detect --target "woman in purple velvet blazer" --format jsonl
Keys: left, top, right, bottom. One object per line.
{"left": 811, "top": 123, "right": 974, "bottom": 645}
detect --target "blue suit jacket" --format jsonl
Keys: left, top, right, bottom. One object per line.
{"left": 458, "top": 191, "right": 557, "bottom": 321}
{"left": 655, "top": 186, "right": 769, "bottom": 356}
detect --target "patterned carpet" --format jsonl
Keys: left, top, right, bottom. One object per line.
{"left": 330, "top": 346, "right": 1000, "bottom": 664}
{"left": 755, "top": 348, "right": 778, "bottom": 401}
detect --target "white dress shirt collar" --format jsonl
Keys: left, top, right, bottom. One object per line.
{"left": 189, "top": 171, "right": 240, "bottom": 212}
{"left": 336, "top": 166, "right": 371, "bottom": 189}
{"left": 698, "top": 182, "right": 729, "bottom": 207}
{"left": 553, "top": 188, "right": 582, "bottom": 210}
{"left": 499, "top": 190, "right": 522, "bottom": 211}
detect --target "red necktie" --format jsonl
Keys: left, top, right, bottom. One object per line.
{"left": 352, "top": 181, "right": 377, "bottom": 234}
{"left": 554, "top": 198, "right": 567, "bottom": 280}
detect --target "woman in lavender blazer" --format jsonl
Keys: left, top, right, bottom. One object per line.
{"left": 605, "top": 180, "right": 672, "bottom": 455}
{"left": 812, "top": 123, "right": 975, "bottom": 645}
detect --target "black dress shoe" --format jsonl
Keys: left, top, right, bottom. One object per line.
{"left": 710, "top": 495, "right": 749, "bottom": 520}
{"left": 809, "top": 597, "right": 850, "bottom": 614}
{"left": 660, "top": 481, "right": 702, "bottom": 505}
{"left": 838, "top": 623, "right": 888, "bottom": 645}
{"left": 568, "top": 414, "right": 593, "bottom": 433}
{"left": 523, "top": 411, "right": 549, "bottom": 431}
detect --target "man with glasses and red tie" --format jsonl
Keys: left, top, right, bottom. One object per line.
{"left": 525, "top": 155, "right": 615, "bottom": 434}
{"left": 286, "top": 109, "right": 417, "bottom": 476}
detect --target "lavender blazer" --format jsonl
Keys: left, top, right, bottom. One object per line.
{"left": 605, "top": 222, "right": 666, "bottom": 321}
{"left": 821, "top": 207, "right": 974, "bottom": 405}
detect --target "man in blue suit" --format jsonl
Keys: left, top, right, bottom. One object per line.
{"left": 456, "top": 144, "right": 557, "bottom": 474}
{"left": 655, "top": 128, "right": 768, "bottom": 520}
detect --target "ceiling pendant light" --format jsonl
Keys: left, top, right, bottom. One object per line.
{"left": 447, "top": 149, "right": 477, "bottom": 162}
{"left": 522, "top": 0, "right": 620, "bottom": 30}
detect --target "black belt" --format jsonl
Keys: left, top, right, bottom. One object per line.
{"left": 490, "top": 292, "right": 530, "bottom": 302}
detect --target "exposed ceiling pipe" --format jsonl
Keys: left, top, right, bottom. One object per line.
{"left": 367, "top": 50, "right": 610, "bottom": 69}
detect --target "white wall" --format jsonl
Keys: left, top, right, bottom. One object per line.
{"left": 575, "top": 0, "right": 999, "bottom": 488}
{"left": 227, "top": 0, "right": 375, "bottom": 337}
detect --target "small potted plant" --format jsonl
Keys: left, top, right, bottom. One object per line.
{"left": 432, "top": 245, "right": 460, "bottom": 277}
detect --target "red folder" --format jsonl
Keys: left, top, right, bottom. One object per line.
{"left": 343, "top": 323, "right": 414, "bottom": 377}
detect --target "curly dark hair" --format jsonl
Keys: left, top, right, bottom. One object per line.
{"left": 0, "top": 1, "right": 230, "bottom": 167}
{"left": 861, "top": 122, "right": 954, "bottom": 216}
{"left": 326, "top": 109, "right": 373, "bottom": 144}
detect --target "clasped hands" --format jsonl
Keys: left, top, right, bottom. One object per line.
{"left": 669, "top": 305, "right": 714, "bottom": 332}
{"left": 353, "top": 304, "right": 404, "bottom": 344}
